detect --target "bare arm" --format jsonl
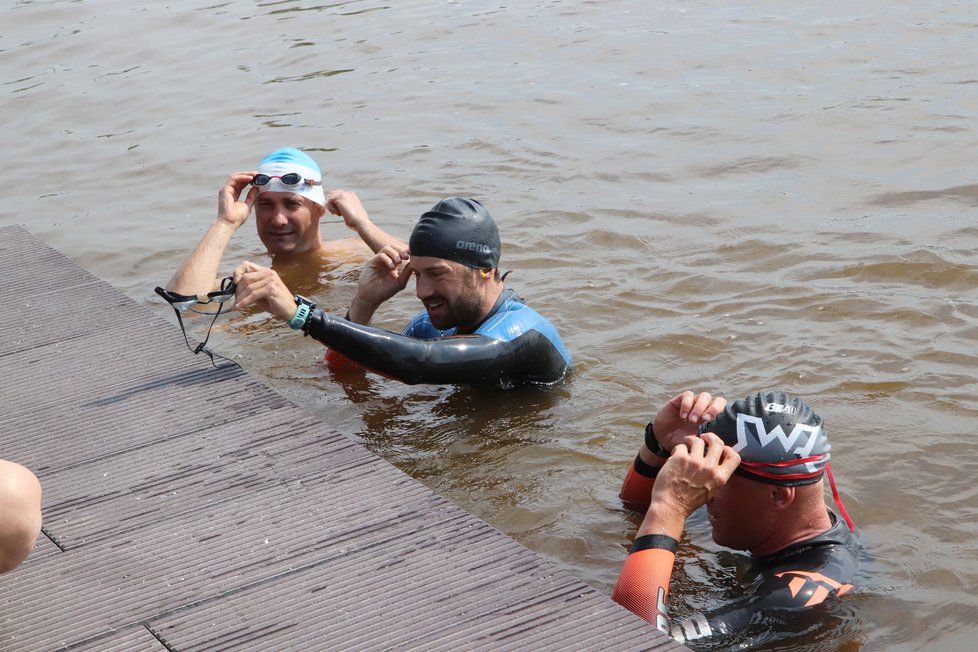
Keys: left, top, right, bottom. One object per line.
{"left": 327, "top": 190, "right": 407, "bottom": 254}
{"left": 167, "top": 171, "right": 258, "bottom": 295}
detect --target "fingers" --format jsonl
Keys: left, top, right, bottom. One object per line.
{"left": 685, "top": 432, "right": 741, "bottom": 480}
{"left": 716, "top": 438, "right": 741, "bottom": 480}
{"left": 395, "top": 258, "right": 413, "bottom": 290}
{"left": 218, "top": 172, "right": 260, "bottom": 225}
{"left": 673, "top": 391, "right": 725, "bottom": 424}
{"left": 672, "top": 391, "right": 694, "bottom": 420}
{"left": 326, "top": 189, "right": 365, "bottom": 219}
{"left": 682, "top": 433, "right": 705, "bottom": 458}
{"left": 224, "top": 171, "right": 258, "bottom": 195}
{"left": 231, "top": 261, "right": 279, "bottom": 310}
{"left": 687, "top": 392, "right": 718, "bottom": 424}
{"left": 244, "top": 184, "right": 259, "bottom": 211}
{"left": 232, "top": 270, "right": 267, "bottom": 311}
{"left": 706, "top": 396, "right": 726, "bottom": 423}
{"left": 370, "top": 246, "right": 410, "bottom": 271}
{"left": 325, "top": 189, "right": 344, "bottom": 216}
{"left": 689, "top": 393, "right": 713, "bottom": 424}
{"left": 232, "top": 260, "right": 261, "bottom": 284}
{"left": 697, "top": 432, "right": 726, "bottom": 466}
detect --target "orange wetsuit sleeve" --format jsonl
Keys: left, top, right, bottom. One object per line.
{"left": 324, "top": 348, "right": 360, "bottom": 371}
{"left": 618, "top": 454, "right": 664, "bottom": 510}
{"left": 612, "top": 534, "right": 679, "bottom": 631}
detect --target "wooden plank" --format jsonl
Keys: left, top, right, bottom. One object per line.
{"left": 64, "top": 626, "right": 170, "bottom": 652}
{"left": 0, "top": 225, "right": 681, "bottom": 652}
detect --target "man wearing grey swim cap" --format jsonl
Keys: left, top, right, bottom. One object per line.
{"left": 165, "top": 147, "right": 404, "bottom": 297}
{"left": 612, "top": 390, "right": 861, "bottom": 649}
{"left": 233, "top": 197, "right": 572, "bottom": 387}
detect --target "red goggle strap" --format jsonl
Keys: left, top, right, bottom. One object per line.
{"left": 826, "top": 462, "right": 855, "bottom": 532}
{"left": 738, "top": 453, "right": 828, "bottom": 482}
{"left": 737, "top": 456, "right": 856, "bottom": 532}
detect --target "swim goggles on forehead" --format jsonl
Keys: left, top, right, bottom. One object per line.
{"left": 154, "top": 276, "right": 237, "bottom": 367}
{"left": 251, "top": 173, "right": 320, "bottom": 188}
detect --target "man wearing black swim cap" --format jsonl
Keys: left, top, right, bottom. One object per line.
{"left": 233, "top": 197, "right": 571, "bottom": 387}
{"left": 611, "top": 390, "right": 861, "bottom": 649}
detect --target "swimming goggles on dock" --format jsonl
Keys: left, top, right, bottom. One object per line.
{"left": 154, "top": 276, "right": 237, "bottom": 367}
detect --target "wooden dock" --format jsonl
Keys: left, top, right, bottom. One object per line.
{"left": 0, "top": 225, "right": 683, "bottom": 651}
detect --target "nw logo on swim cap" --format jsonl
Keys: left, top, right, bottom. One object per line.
{"left": 734, "top": 414, "right": 823, "bottom": 472}
{"left": 456, "top": 240, "right": 492, "bottom": 254}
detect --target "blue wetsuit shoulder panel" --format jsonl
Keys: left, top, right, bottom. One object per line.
{"left": 401, "top": 289, "right": 571, "bottom": 365}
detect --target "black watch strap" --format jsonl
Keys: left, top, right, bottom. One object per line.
{"left": 644, "top": 422, "right": 670, "bottom": 459}
{"left": 294, "top": 294, "right": 316, "bottom": 309}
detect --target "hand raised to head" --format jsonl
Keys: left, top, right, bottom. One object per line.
{"left": 218, "top": 171, "right": 259, "bottom": 228}
{"left": 326, "top": 189, "right": 370, "bottom": 231}
{"left": 641, "top": 432, "right": 741, "bottom": 535}
{"left": 355, "top": 246, "right": 413, "bottom": 307}
{"left": 650, "top": 391, "right": 727, "bottom": 455}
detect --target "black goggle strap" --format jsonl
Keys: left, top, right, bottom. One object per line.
{"left": 193, "top": 300, "right": 225, "bottom": 354}
{"left": 154, "top": 286, "right": 232, "bottom": 368}
{"left": 155, "top": 286, "right": 197, "bottom": 310}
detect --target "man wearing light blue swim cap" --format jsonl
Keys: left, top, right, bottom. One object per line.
{"left": 165, "top": 147, "right": 404, "bottom": 297}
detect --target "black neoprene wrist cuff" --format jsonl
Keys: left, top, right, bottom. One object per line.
{"left": 632, "top": 453, "right": 662, "bottom": 478}
{"left": 302, "top": 308, "right": 326, "bottom": 337}
{"left": 644, "top": 422, "right": 669, "bottom": 458}
{"left": 630, "top": 534, "right": 679, "bottom": 554}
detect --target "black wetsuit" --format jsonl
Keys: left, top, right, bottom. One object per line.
{"left": 666, "top": 513, "right": 859, "bottom": 647}
{"left": 614, "top": 462, "right": 860, "bottom": 649}
{"left": 303, "top": 288, "right": 571, "bottom": 387}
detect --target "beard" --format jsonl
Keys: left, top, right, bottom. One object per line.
{"left": 425, "top": 271, "right": 485, "bottom": 331}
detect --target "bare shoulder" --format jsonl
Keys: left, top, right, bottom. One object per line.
{"left": 320, "top": 237, "right": 372, "bottom": 262}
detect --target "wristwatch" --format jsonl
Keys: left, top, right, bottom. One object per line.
{"left": 288, "top": 294, "right": 317, "bottom": 330}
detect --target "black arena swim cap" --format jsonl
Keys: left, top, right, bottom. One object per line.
{"left": 699, "top": 391, "right": 831, "bottom": 486}
{"left": 409, "top": 197, "right": 501, "bottom": 269}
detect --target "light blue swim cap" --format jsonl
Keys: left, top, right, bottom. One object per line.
{"left": 256, "top": 147, "right": 326, "bottom": 206}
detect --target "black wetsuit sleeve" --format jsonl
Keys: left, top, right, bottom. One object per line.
{"left": 667, "top": 584, "right": 772, "bottom": 647}
{"left": 666, "top": 548, "right": 858, "bottom": 649}
{"left": 304, "top": 310, "right": 567, "bottom": 386}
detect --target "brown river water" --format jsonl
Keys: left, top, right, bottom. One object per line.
{"left": 3, "top": 2, "right": 977, "bottom": 650}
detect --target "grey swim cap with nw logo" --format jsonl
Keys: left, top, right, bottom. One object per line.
{"left": 699, "top": 391, "right": 832, "bottom": 486}
{"left": 409, "top": 197, "right": 501, "bottom": 269}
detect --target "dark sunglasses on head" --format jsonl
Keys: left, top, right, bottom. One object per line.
{"left": 154, "top": 276, "right": 237, "bottom": 367}
{"left": 251, "top": 173, "right": 319, "bottom": 188}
